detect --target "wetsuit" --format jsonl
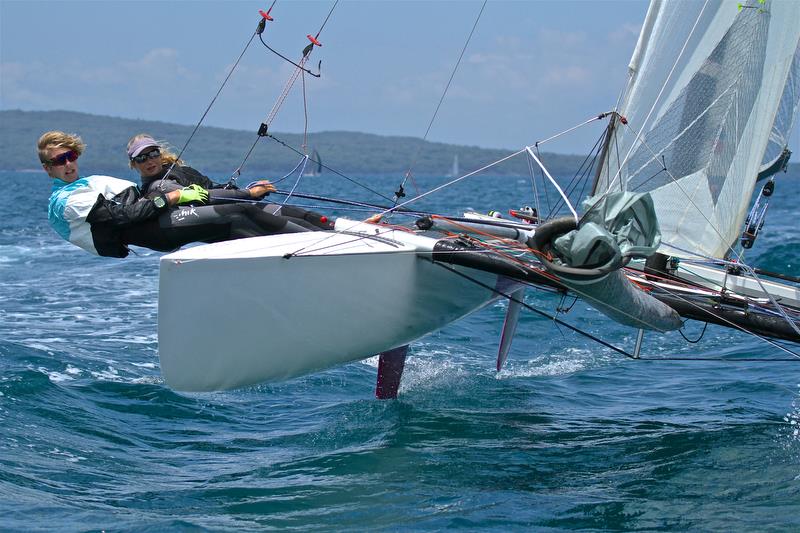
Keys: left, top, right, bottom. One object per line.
{"left": 127, "top": 203, "right": 312, "bottom": 252}
{"left": 141, "top": 165, "right": 334, "bottom": 231}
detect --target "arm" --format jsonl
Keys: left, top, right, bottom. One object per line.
{"left": 181, "top": 167, "right": 276, "bottom": 200}
{"left": 163, "top": 166, "right": 260, "bottom": 202}
{"left": 189, "top": 178, "right": 276, "bottom": 203}
{"left": 211, "top": 180, "right": 275, "bottom": 201}
{"left": 145, "top": 178, "right": 252, "bottom": 203}
{"left": 86, "top": 187, "right": 183, "bottom": 226}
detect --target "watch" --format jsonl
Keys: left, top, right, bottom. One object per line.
{"left": 153, "top": 195, "right": 166, "bottom": 209}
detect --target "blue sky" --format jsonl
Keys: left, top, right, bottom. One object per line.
{"left": 0, "top": 0, "right": 723, "bottom": 155}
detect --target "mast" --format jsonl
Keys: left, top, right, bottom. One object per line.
{"left": 593, "top": 0, "right": 662, "bottom": 197}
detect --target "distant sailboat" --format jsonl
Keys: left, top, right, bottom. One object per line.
{"left": 303, "top": 148, "right": 322, "bottom": 176}
{"left": 447, "top": 154, "right": 459, "bottom": 177}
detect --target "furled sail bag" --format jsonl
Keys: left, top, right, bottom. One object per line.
{"left": 532, "top": 191, "right": 682, "bottom": 332}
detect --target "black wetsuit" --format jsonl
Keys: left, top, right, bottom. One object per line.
{"left": 141, "top": 165, "right": 334, "bottom": 232}
{"left": 120, "top": 203, "right": 313, "bottom": 253}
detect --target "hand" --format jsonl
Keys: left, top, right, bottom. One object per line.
{"left": 177, "top": 184, "right": 209, "bottom": 205}
{"left": 365, "top": 213, "right": 383, "bottom": 224}
{"left": 248, "top": 180, "right": 276, "bottom": 200}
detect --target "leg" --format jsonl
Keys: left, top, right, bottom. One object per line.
{"left": 259, "top": 204, "right": 334, "bottom": 231}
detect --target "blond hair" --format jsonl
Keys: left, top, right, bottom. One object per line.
{"left": 126, "top": 133, "right": 185, "bottom": 168}
{"left": 37, "top": 131, "right": 86, "bottom": 164}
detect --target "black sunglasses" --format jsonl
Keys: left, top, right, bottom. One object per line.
{"left": 131, "top": 148, "right": 161, "bottom": 164}
{"left": 47, "top": 150, "right": 79, "bottom": 167}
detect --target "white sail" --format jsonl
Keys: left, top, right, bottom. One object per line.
{"left": 594, "top": 0, "right": 800, "bottom": 260}
{"left": 760, "top": 42, "right": 800, "bottom": 174}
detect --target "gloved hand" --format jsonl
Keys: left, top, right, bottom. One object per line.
{"left": 177, "top": 184, "right": 209, "bottom": 205}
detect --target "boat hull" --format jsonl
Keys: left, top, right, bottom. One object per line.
{"left": 158, "top": 228, "right": 502, "bottom": 391}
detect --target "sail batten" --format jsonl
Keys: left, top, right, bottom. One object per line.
{"left": 595, "top": 0, "right": 800, "bottom": 260}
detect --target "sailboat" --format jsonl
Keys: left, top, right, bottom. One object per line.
{"left": 158, "top": 0, "right": 800, "bottom": 397}
{"left": 447, "top": 154, "right": 459, "bottom": 177}
{"left": 302, "top": 148, "right": 322, "bottom": 176}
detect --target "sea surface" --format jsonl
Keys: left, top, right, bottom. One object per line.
{"left": 2, "top": 166, "right": 800, "bottom": 531}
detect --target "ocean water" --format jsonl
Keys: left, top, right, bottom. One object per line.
{"left": 2, "top": 167, "right": 800, "bottom": 531}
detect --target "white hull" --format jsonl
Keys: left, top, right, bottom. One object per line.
{"left": 158, "top": 221, "right": 503, "bottom": 391}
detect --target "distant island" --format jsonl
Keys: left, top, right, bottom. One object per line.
{"left": 5, "top": 110, "right": 797, "bottom": 181}
{"left": 1, "top": 109, "right": 587, "bottom": 176}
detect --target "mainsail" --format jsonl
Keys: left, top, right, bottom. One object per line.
{"left": 593, "top": 0, "right": 800, "bottom": 260}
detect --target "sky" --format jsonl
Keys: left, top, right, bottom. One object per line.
{"left": 2, "top": 0, "right": 796, "bottom": 156}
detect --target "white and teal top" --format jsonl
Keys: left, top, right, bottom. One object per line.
{"left": 48, "top": 175, "right": 136, "bottom": 255}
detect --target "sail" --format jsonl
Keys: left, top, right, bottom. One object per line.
{"left": 594, "top": 0, "right": 800, "bottom": 260}
{"left": 759, "top": 41, "right": 800, "bottom": 177}
{"left": 303, "top": 149, "right": 322, "bottom": 176}
{"left": 313, "top": 149, "right": 322, "bottom": 174}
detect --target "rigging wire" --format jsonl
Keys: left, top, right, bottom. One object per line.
{"left": 228, "top": 1, "right": 339, "bottom": 183}
{"left": 393, "top": 0, "right": 488, "bottom": 204}
{"left": 530, "top": 145, "right": 553, "bottom": 221}
{"left": 258, "top": 34, "right": 321, "bottom": 77}
{"left": 660, "top": 241, "right": 800, "bottom": 338}
{"left": 524, "top": 148, "right": 542, "bottom": 223}
{"left": 208, "top": 192, "right": 427, "bottom": 217}
{"left": 156, "top": 4, "right": 273, "bottom": 189}
{"left": 374, "top": 110, "right": 645, "bottom": 221}
{"left": 265, "top": 133, "right": 398, "bottom": 204}
{"left": 546, "top": 127, "right": 606, "bottom": 218}
{"left": 426, "top": 260, "right": 638, "bottom": 360}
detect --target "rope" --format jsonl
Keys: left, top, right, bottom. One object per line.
{"left": 678, "top": 321, "right": 708, "bottom": 343}
{"left": 394, "top": 0, "right": 488, "bottom": 203}
{"left": 229, "top": 1, "right": 338, "bottom": 181}
{"left": 426, "top": 260, "right": 638, "bottom": 359}
{"left": 660, "top": 242, "right": 800, "bottom": 338}
{"left": 158, "top": 17, "right": 264, "bottom": 189}
{"left": 265, "top": 133, "right": 398, "bottom": 204}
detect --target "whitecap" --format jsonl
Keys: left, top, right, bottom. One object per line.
{"left": 48, "top": 448, "right": 85, "bottom": 463}
{"left": 498, "top": 357, "right": 585, "bottom": 378}
{"left": 39, "top": 367, "right": 76, "bottom": 383}
{"left": 361, "top": 355, "right": 379, "bottom": 368}
{"left": 90, "top": 366, "right": 120, "bottom": 381}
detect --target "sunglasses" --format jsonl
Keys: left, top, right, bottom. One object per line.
{"left": 47, "top": 150, "right": 79, "bottom": 167}
{"left": 131, "top": 148, "right": 161, "bottom": 164}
